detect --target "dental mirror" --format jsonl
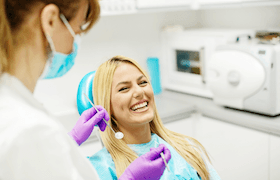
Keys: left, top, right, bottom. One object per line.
{"left": 83, "top": 93, "right": 124, "bottom": 140}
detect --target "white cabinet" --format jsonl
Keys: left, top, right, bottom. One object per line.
{"left": 98, "top": 0, "right": 280, "bottom": 16}
{"left": 242, "top": 0, "right": 268, "bottom": 1}
{"left": 241, "top": 0, "right": 279, "bottom": 3}
{"left": 164, "top": 114, "right": 272, "bottom": 180}
{"left": 198, "top": 0, "right": 241, "bottom": 4}
{"left": 194, "top": 116, "right": 269, "bottom": 180}
{"left": 270, "top": 135, "right": 280, "bottom": 180}
{"left": 198, "top": 0, "right": 278, "bottom": 4}
{"left": 100, "top": 0, "right": 137, "bottom": 16}
{"left": 136, "top": 0, "right": 192, "bottom": 9}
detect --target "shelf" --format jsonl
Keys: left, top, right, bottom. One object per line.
{"left": 99, "top": 0, "right": 280, "bottom": 16}
{"left": 199, "top": 0, "right": 280, "bottom": 9}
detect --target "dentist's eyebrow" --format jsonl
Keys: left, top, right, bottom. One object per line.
{"left": 116, "top": 75, "right": 145, "bottom": 87}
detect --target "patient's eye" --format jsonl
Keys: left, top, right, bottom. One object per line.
{"left": 119, "top": 87, "right": 128, "bottom": 92}
{"left": 139, "top": 80, "right": 148, "bottom": 85}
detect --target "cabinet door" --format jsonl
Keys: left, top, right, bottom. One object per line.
{"left": 136, "top": 0, "right": 192, "bottom": 9}
{"left": 270, "top": 135, "right": 280, "bottom": 180}
{"left": 198, "top": 0, "right": 242, "bottom": 4}
{"left": 164, "top": 115, "right": 195, "bottom": 137}
{"left": 195, "top": 116, "right": 269, "bottom": 180}
{"left": 242, "top": 0, "right": 267, "bottom": 1}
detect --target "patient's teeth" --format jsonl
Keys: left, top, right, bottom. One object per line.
{"left": 132, "top": 102, "right": 148, "bottom": 111}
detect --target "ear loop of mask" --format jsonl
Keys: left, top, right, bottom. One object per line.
{"left": 60, "top": 14, "right": 76, "bottom": 37}
{"left": 45, "top": 14, "right": 76, "bottom": 55}
{"left": 45, "top": 34, "right": 56, "bottom": 53}
{"left": 60, "top": 14, "right": 80, "bottom": 52}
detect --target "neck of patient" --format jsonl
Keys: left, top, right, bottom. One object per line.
{"left": 121, "top": 124, "right": 151, "bottom": 144}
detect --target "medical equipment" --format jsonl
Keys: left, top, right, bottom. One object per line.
{"left": 155, "top": 141, "right": 170, "bottom": 172}
{"left": 161, "top": 28, "right": 256, "bottom": 98}
{"left": 208, "top": 41, "right": 280, "bottom": 116}
{"left": 160, "top": 152, "right": 170, "bottom": 171}
{"left": 83, "top": 93, "right": 124, "bottom": 139}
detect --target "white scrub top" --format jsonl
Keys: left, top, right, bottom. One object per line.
{"left": 0, "top": 73, "right": 100, "bottom": 180}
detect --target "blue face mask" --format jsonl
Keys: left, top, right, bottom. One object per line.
{"left": 41, "top": 14, "right": 81, "bottom": 79}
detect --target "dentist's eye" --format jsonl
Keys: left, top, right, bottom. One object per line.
{"left": 119, "top": 87, "right": 128, "bottom": 92}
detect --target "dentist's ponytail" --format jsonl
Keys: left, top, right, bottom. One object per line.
{"left": 0, "top": 0, "right": 13, "bottom": 73}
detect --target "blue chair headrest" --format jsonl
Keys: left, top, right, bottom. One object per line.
{"left": 76, "top": 71, "right": 96, "bottom": 115}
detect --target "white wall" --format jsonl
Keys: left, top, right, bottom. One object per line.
{"left": 34, "top": 5, "right": 280, "bottom": 116}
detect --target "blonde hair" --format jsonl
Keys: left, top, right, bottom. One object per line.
{"left": 93, "top": 55, "right": 211, "bottom": 180}
{"left": 0, "top": 0, "right": 100, "bottom": 73}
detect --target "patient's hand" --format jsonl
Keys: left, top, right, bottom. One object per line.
{"left": 119, "top": 144, "right": 171, "bottom": 180}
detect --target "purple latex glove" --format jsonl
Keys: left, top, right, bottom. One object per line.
{"left": 68, "top": 105, "right": 109, "bottom": 146}
{"left": 119, "top": 144, "right": 171, "bottom": 180}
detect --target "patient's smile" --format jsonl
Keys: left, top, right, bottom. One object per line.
{"left": 130, "top": 101, "right": 148, "bottom": 112}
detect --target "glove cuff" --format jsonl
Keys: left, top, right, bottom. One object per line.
{"left": 68, "top": 130, "right": 81, "bottom": 146}
{"left": 118, "top": 169, "right": 136, "bottom": 180}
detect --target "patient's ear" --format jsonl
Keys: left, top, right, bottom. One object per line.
{"left": 110, "top": 104, "right": 116, "bottom": 120}
{"left": 111, "top": 117, "right": 119, "bottom": 128}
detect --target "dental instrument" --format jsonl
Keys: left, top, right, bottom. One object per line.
{"left": 155, "top": 141, "right": 170, "bottom": 172}
{"left": 160, "top": 152, "right": 170, "bottom": 172}
{"left": 83, "top": 93, "right": 124, "bottom": 140}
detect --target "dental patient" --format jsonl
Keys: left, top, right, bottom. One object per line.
{"left": 88, "top": 55, "right": 221, "bottom": 180}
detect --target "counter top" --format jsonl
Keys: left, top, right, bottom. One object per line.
{"left": 154, "top": 93, "right": 196, "bottom": 123}
{"left": 162, "top": 90, "right": 280, "bottom": 137}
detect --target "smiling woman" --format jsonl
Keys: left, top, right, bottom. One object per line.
{"left": 110, "top": 62, "right": 155, "bottom": 140}
{"left": 88, "top": 55, "right": 221, "bottom": 180}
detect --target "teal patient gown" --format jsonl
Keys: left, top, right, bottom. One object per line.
{"left": 88, "top": 133, "right": 221, "bottom": 180}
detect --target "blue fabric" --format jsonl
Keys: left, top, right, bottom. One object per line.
{"left": 43, "top": 42, "right": 78, "bottom": 79}
{"left": 88, "top": 134, "right": 221, "bottom": 180}
{"left": 88, "top": 148, "right": 117, "bottom": 180}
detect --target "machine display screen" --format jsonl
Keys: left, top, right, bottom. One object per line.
{"left": 176, "top": 50, "right": 200, "bottom": 75}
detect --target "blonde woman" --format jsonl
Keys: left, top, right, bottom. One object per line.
{"left": 88, "top": 55, "right": 221, "bottom": 180}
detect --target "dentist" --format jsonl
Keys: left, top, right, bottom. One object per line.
{"left": 0, "top": 0, "right": 171, "bottom": 179}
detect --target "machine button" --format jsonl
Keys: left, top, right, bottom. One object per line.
{"left": 227, "top": 71, "right": 240, "bottom": 86}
